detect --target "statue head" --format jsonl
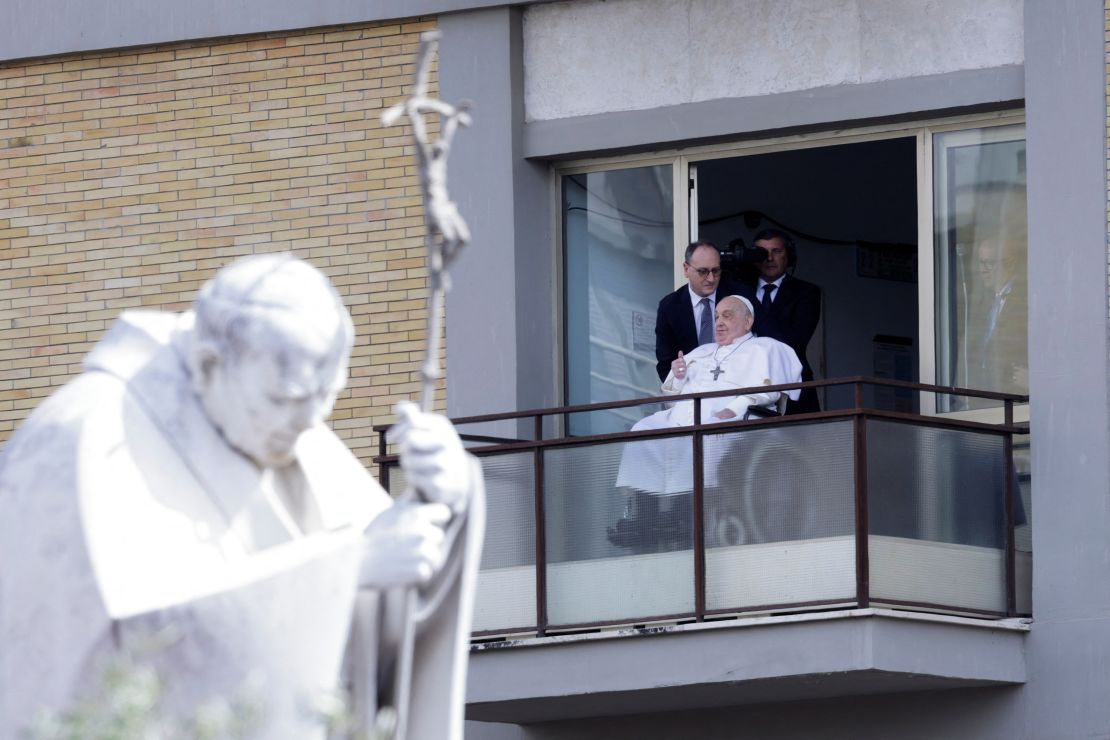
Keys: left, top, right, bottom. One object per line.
{"left": 187, "top": 255, "right": 355, "bottom": 468}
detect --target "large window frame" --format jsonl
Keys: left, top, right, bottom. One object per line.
{"left": 554, "top": 110, "right": 1028, "bottom": 421}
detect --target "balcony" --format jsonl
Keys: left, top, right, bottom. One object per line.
{"left": 375, "top": 378, "right": 1031, "bottom": 721}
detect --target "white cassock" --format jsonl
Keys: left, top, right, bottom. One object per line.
{"left": 0, "top": 311, "right": 484, "bottom": 740}
{"left": 615, "top": 334, "right": 802, "bottom": 495}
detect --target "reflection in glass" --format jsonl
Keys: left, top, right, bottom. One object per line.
{"left": 544, "top": 440, "right": 694, "bottom": 626}
{"left": 867, "top": 420, "right": 1010, "bottom": 613}
{"left": 705, "top": 421, "right": 856, "bottom": 612}
{"left": 564, "top": 166, "right": 674, "bottom": 435}
{"left": 707, "top": 421, "right": 855, "bottom": 548}
{"left": 471, "top": 451, "right": 538, "bottom": 633}
{"left": 934, "top": 125, "right": 1027, "bottom": 409}
{"left": 392, "top": 454, "right": 538, "bottom": 633}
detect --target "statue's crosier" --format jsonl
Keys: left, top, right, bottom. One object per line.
{"left": 0, "top": 255, "right": 484, "bottom": 740}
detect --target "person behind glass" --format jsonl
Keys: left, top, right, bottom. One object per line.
{"left": 967, "top": 236, "right": 1028, "bottom": 394}
{"left": 610, "top": 296, "right": 802, "bottom": 553}
{"left": 654, "top": 240, "right": 739, "bottom": 382}
{"left": 747, "top": 228, "right": 822, "bottom": 414}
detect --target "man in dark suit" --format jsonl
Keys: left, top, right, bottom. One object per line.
{"left": 747, "top": 228, "right": 822, "bottom": 414}
{"left": 654, "top": 240, "right": 739, "bottom": 382}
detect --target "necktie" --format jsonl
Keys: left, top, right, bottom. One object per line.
{"left": 697, "top": 297, "right": 713, "bottom": 345}
{"left": 761, "top": 283, "right": 775, "bottom": 311}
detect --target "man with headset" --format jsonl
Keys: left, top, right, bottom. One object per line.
{"left": 748, "top": 228, "right": 822, "bottom": 414}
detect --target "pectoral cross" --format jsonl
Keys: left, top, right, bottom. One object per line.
{"left": 711, "top": 364, "right": 724, "bottom": 381}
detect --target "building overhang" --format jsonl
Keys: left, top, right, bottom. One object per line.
{"left": 522, "top": 66, "right": 1025, "bottom": 161}
{"left": 466, "top": 609, "right": 1028, "bottom": 723}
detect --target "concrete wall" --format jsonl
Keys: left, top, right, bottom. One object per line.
{"left": 475, "top": 689, "right": 1024, "bottom": 740}
{"left": 1020, "top": 0, "right": 1110, "bottom": 737}
{"left": 440, "top": 8, "right": 556, "bottom": 419}
{"left": 523, "top": 0, "right": 1024, "bottom": 121}
{"left": 0, "top": 17, "right": 442, "bottom": 463}
{"left": 461, "top": 0, "right": 1110, "bottom": 736}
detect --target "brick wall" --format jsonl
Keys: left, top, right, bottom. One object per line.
{"left": 0, "top": 17, "right": 441, "bottom": 468}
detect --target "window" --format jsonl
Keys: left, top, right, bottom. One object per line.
{"left": 690, "top": 137, "right": 918, "bottom": 412}
{"left": 562, "top": 164, "right": 674, "bottom": 435}
{"left": 933, "top": 125, "right": 1027, "bottom": 412}
{"left": 556, "top": 114, "right": 1027, "bottom": 422}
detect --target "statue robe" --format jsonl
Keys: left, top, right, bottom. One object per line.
{"left": 615, "top": 335, "right": 802, "bottom": 495}
{"left": 0, "top": 311, "right": 484, "bottom": 740}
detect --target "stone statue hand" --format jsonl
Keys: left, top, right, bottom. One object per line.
{"left": 360, "top": 500, "right": 452, "bottom": 588}
{"left": 391, "top": 400, "right": 471, "bottom": 515}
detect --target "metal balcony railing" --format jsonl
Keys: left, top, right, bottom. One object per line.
{"left": 373, "top": 377, "right": 1030, "bottom": 639}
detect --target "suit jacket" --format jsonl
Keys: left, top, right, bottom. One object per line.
{"left": 744, "top": 274, "right": 821, "bottom": 380}
{"left": 963, "top": 280, "right": 1028, "bottom": 396}
{"left": 740, "top": 275, "right": 821, "bottom": 413}
{"left": 654, "top": 282, "right": 739, "bottom": 382}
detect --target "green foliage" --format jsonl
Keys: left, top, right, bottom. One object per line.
{"left": 28, "top": 652, "right": 263, "bottom": 740}
{"left": 24, "top": 630, "right": 397, "bottom": 739}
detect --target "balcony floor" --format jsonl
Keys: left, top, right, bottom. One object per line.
{"left": 466, "top": 609, "right": 1029, "bottom": 724}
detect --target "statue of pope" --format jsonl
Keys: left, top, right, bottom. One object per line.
{"left": 0, "top": 254, "right": 483, "bottom": 740}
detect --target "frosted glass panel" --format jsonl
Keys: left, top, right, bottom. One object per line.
{"left": 472, "top": 452, "right": 537, "bottom": 633}
{"left": 705, "top": 421, "right": 856, "bottom": 611}
{"left": 383, "top": 462, "right": 405, "bottom": 497}
{"left": 545, "top": 441, "right": 694, "bottom": 626}
{"left": 387, "top": 454, "right": 538, "bottom": 633}
{"left": 867, "top": 419, "right": 1009, "bottom": 613}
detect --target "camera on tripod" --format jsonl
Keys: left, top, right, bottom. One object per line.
{"left": 719, "top": 237, "right": 767, "bottom": 283}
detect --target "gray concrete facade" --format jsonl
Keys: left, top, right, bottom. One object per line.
{"left": 440, "top": 10, "right": 1031, "bottom": 419}
{"left": 524, "top": 66, "right": 1025, "bottom": 160}
{"left": 439, "top": 8, "right": 556, "bottom": 419}
{"left": 467, "top": 611, "right": 1028, "bottom": 724}
{"left": 1021, "top": 0, "right": 1110, "bottom": 735}
{"left": 449, "top": 0, "right": 1110, "bottom": 736}
{"left": 522, "top": 0, "right": 1024, "bottom": 121}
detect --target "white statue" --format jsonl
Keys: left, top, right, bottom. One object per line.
{"left": 0, "top": 255, "right": 484, "bottom": 740}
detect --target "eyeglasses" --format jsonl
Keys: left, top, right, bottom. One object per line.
{"left": 686, "top": 264, "right": 721, "bottom": 278}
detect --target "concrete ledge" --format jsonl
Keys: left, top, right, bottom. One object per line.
{"left": 522, "top": 65, "right": 1025, "bottom": 160}
{"left": 466, "top": 609, "right": 1029, "bottom": 723}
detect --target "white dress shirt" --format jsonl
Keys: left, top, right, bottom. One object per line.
{"left": 756, "top": 275, "right": 785, "bottom": 304}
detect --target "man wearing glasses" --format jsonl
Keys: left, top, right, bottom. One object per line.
{"left": 654, "top": 240, "right": 740, "bottom": 382}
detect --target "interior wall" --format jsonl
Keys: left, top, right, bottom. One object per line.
{"left": 696, "top": 138, "right": 919, "bottom": 409}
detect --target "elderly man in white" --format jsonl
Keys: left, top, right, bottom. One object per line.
{"left": 0, "top": 255, "right": 481, "bottom": 740}
{"left": 615, "top": 295, "right": 802, "bottom": 498}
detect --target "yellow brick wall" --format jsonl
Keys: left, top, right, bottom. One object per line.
{"left": 0, "top": 17, "right": 442, "bottom": 469}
